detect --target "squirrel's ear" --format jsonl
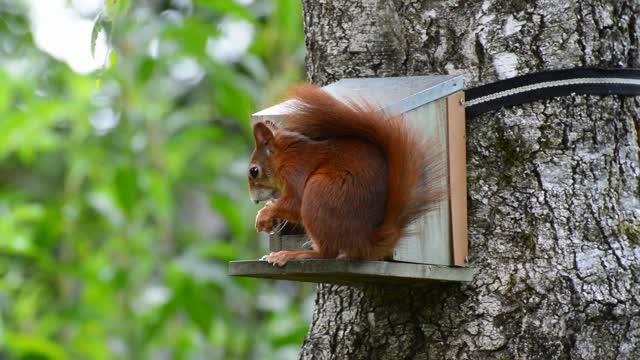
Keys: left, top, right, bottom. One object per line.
{"left": 253, "top": 122, "right": 274, "bottom": 146}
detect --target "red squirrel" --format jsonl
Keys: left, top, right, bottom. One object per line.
{"left": 248, "top": 85, "right": 443, "bottom": 266}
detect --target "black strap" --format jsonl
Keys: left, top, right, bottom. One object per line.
{"left": 465, "top": 68, "right": 640, "bottom": 118}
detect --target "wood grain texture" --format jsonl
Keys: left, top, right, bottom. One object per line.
{"left": 447, "top": 92, "right": 468, "bottom": 267}
{"left": 393, "top": 98, "right": 451, "bottom": 265}
{"left": 300, "top": 0, "right": 640, "bottom": 358}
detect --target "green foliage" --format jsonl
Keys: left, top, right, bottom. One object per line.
{"left": 0, "top": 0, "right": 308, "bottom": 359}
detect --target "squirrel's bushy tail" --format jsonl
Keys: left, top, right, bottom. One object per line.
{"left": 285, "top": 85, "right": 445, "bottom": 259}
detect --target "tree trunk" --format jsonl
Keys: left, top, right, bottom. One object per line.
{"left": 299, "top": 0, "right": 640, "bottom": 359}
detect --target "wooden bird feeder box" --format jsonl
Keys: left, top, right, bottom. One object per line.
{"left": 229, "top": 75, "right": 475, "bottom": 285}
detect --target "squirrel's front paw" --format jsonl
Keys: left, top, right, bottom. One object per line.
{"left": 265, "top": 251, "right": 293, "bottom": 267}
{"left": 255, "top": 207, "right": 274, "bottom": 233}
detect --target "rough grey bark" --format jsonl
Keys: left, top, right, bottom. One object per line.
{"left": 299, "top": 0, "right": 640, "bottom": 359}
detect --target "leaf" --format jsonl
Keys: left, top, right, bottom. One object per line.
{"left": 194, "top": 0, "right": 255, "bottom": 22}
{"left": 6, "top": 332, "right": 68, "bottom": 360}
{"left": 108, "top": 50, "right": 118, "bottom": 70}
{"left": 162, "top": 19, "right": 212, "bottom": 56}
{"left": 90, "top": 13, "right": 104, "bottom": 59}
{"left": 87, "top": 190, "right": 124, "bottom": 226}
{"left": 136, "top": 57, "right": 155, "bottom": 83}
{"left": 168, "top": 264, "right": 218, "bottom": 334}
{"left": 91, "top": 12, "right": 113, "bottom": 61}
{"left": 199, "top": 241, "right": 238, "bottom": 261}
{"left": 146, "top": 173, "right": 173, "bottom": 222}
{"left": 113, "top": 166, "right": 140, "bottom": 215}
{"left": 105, "top": 0, "right": 131, "bottom": 20}
{"left": 13, "top": 203, "right": 45, "bottom": 222}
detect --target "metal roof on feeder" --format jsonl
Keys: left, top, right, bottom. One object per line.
{"left": 252, "top": 75, "right": 464, "bottom": 121}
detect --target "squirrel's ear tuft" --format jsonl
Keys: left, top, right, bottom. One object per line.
{"left": 253, "top": 122, "right": 274, "bottom": 146}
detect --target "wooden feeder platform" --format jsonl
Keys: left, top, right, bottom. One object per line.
{"left": 228, "top": 259, "right": 475, "bottom": 286}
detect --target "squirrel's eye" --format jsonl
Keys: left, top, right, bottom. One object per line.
{"left": 249, "top": 166, "right": 260, "bottom": 178}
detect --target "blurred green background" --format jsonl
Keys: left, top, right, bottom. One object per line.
{"left": 0, "top": 0, "right": 311, "bottom": 359}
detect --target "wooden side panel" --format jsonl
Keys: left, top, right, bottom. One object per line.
{"left": 392, "top": 99, "right": 451, "bottom": 265}
{"left": 447, "top": 92, "right": 468, "bottom": 267}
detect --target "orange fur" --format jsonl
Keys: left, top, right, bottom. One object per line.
{"left": 248, "top": 85, "right": 444, "bottom": 266}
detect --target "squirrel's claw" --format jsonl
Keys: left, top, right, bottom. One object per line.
{"left": 264, "top": 251, "right": 290, "bottom": 267}
{"left": 260, "top": 252, "right": 275, "bottom": 262}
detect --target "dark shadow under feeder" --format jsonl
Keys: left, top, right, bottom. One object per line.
{"left": 229, "top": 75, "right": 475, "bottom": 285}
